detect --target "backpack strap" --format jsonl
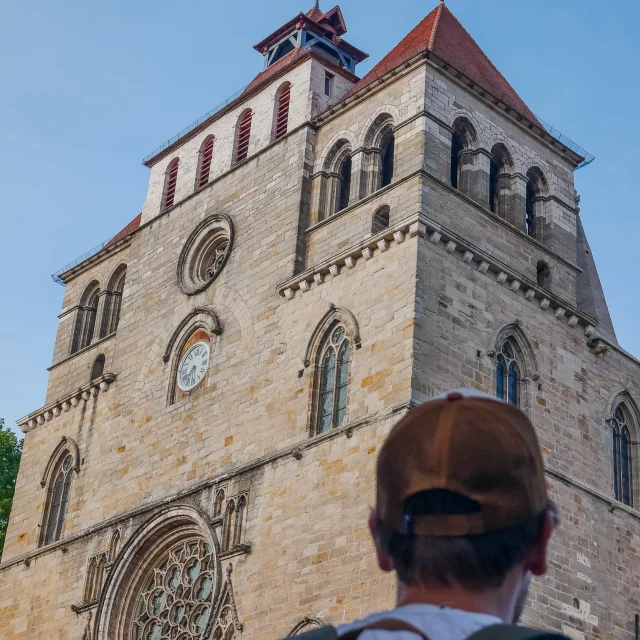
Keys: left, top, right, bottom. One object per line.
{"left": 290, "top": 626, "right": 339, "bottom": 640}
{"left": 338, "top": 618, "right": 431, "bottom": 640}
{"left": 467, "top": 624, "right": 569, "bottom": 640}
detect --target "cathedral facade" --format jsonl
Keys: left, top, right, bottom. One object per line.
{"left": 2, "top": 3, "right": 639, "bottom": 639}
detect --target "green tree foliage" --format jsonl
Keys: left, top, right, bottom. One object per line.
{"left": 0, "top": 418, "right": 22, "bottom": 559}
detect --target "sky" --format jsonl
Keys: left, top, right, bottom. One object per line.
{"left": 1, "top": 0, "right": 639, "bottom": 437}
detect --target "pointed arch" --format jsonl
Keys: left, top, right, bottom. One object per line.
{"left": 196, "top": 134, "right": 216, "bottom": 189}
{"left": 109, "top": 529, "right": 121, "bottom": 563}
{"left": 233, "top": 495, "right": 246, "bottom": 547}
{"left": 609, "top": 391, "right": 639, "bottom": 507}
{"left": 83, "top": 556, "right": 98, "bottom": 603}
{"left": 93, "top": 505, "right": 223, "bottom": 640}
{"left": 222, "top": 500, "right": 235, "bottom": 552}
{"left": 72, "top": 280, "right": 101, "bottom": 353}
{"left": 303, "top": 304, "right": 361, "bottom": 368}
{"left": 162, "top": 157, "right": 180, "bottom": 210}
{"left": 100, "top": 263, "right": 127, "bottom": 338}
{"left": 94, "top": 553, "right": 107, "bottom": 603}
{"left": 305, "top": 305, "right": 360, "bottom": 435}
{"left": 163, "top": 307, "right": 222, "bottom": 364}
{"left": 214, "top": 488, "right": 226, "bottom": 518}
{"left": 450, "top": 117, "right": 478, "bottom": 191}
{"left": 273, "top": 82, "right": 292, "bottom": 140}
{"left": 39, "top": 437, "right": 80, "bottom": 547}
{"left": 491, "top": 323, "right": 538, "bottom": 414}
{"left": 362, "top": 113, "right": 396, "bottom": 195}
{"left": 234, "top": 108, "right": 253, "bottom": 164}
{"left": 40, "top": 436, "right": 80, "bottom": 487}
{"left": 319, "top": 139, "right": 354, "bottom": 218}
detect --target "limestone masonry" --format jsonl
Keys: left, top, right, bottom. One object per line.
{"left": 2, "top": 3, "right": 639, "bottom": 639}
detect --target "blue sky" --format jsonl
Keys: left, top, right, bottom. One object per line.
{"left": 1, "top": 0, "right": 639, "bottom": 436}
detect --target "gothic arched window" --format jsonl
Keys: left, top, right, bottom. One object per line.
{"left": 380, "top": 130, "right": 395, "bottom": 188}
{"left": 526, "top": 167, "right": 548, "bottom": 240}
{"left": 362, "top": 114, "right": 396, "bottom": 196}
{"left": 496, "top": 340, "right": 521, "bottom": 407}
{"left": 489, "top": 143, "right": 513, "bottom": 217}
{"left": 100, "top": 264, "right": 126, "bottom": 338}
{"left": 273, "top": 82, "right": 291, "bottom": 140}
{"left": 450, "top": 117, "right": 477, "bottom": 192}
{"left": 337, "top": 155, "right": 352, "bottom": 212}
{"left": 196, "top": 135, "right": 215, "bottom": 189}
{"left": 162, "top": 157, "right": 180, "bottom": 210}
{"left": 41, "top": 451, "right": 75, "bottom": 546}
{"left": 613, "top": 405, "right": 634, "bottom": 506}
{"left": 234, "top": 109, "right": 253, "bottom": 164}
{"left": 316, "top": 324, "right": 351, "bottom": 434}
{"left": 222, "top": 500, "right": 235, "bottom": 552}
{"left": 72, "top": 281, "right": 100, "bottom": 354}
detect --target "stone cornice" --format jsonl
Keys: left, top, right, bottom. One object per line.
{"left": 17, "top": 373, "right": 117, "bottom": 434}
{"left": 47, "top": 333, "right": 115, "bottom": 372}
{"left": 278, "top": 211, "right": 420, "bottom": 299}
{"left": 0, "top": 402, "right": 410, "bottom": 572}
{"left": 418, "top": 215, "right": 597, "bottom": 334}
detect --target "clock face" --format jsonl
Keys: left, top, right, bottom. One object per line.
{"left": 177, "top": 342, "right": 210, "bottom": 392}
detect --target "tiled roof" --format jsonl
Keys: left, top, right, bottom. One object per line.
{"left": 104, "top": 213, "right": 142, "bottom": 250}
{"left": 345, "top": 2, "right": 536, "bottom": 120}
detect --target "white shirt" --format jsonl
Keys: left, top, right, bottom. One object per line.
{"left": 336, "top": 604, "right": 501, "bottom": 640}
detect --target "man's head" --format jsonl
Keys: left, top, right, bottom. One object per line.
{"left": 369, "top": 389, "right": 557, "bottom": 622}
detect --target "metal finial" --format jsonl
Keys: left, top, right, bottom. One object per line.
{"left": 314, "top": 0, "right": 320, "bottom": 8}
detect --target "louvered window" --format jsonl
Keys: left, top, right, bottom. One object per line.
{"left": 197, "top": 135, "right": 215, "bottom": 189}
{"left": 235, "top": 110, "right": 253, "bottom": 163}
{"left": 274, "top": 83, "right": 291, "bottom": 140}
{"left": 163, "top": 158, "right": 179, "bottom": 209}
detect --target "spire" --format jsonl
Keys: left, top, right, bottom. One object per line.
{"left": 314, "top": 0, "right": 320, "bottom": 8}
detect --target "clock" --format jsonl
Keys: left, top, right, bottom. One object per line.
{"left": 177, "top": 342, "right": 210, "bottom": 392}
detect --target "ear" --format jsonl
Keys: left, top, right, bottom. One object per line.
{"left": 526, "top": 510, "right": 554, "bottom": 576}
{"left": 368, "top": 511, "right": 394, "bottom": 573}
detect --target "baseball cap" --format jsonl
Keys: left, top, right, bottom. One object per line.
{"left": 376, "top": 389, "right": 548, "bottom": 537}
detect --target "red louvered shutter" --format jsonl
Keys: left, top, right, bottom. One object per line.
{"left": 274, "top": 83, "right": 291, "bottom": 140}
{"left": 198, "top": 136, "right": 215, "bottom": 188}
{"left": 235, "top": 110, "right": 252, "bottom": 163}
{"left": 163, "top": 159, "right": 179, "bottom": 209}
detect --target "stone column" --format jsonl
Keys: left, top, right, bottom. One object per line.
{"left": 93, "top": 291, "right": 110, "bottom": 343}
{"left": 471, "top": 149, "right": 492, "bottom": 210}
{"left": 349, "top": 149, "right": 367, "bottom": 201}
{"left": 309, "top": 173, "right": 325, "bottom": 225}
{"left": 495, "top": 173, "right": 512, "bottom": 222}
{"left": 530, "top": 197, "right": 548, "bottom": 244}
{"left": 509, "top": 174, "right": 527, "bottom": 232}
{"left": 457, "top": 149, "right": 474, "bottom": 199}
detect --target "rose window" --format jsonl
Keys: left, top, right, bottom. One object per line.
{"left": 178, "top": 214, "right": 234, "bottom": 296}
{"left": 130, "top": 538, "right": 216, "bottom": 640}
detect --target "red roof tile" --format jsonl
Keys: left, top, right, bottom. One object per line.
{"left": 104, "top": 213, "right": 141, "bottom": 251}
{"left": 345, "top": 2, "right": 536, "bottom": 121}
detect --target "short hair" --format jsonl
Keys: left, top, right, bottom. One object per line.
{"left": 376, "top": 501, "right": 557, "bottom": 592}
